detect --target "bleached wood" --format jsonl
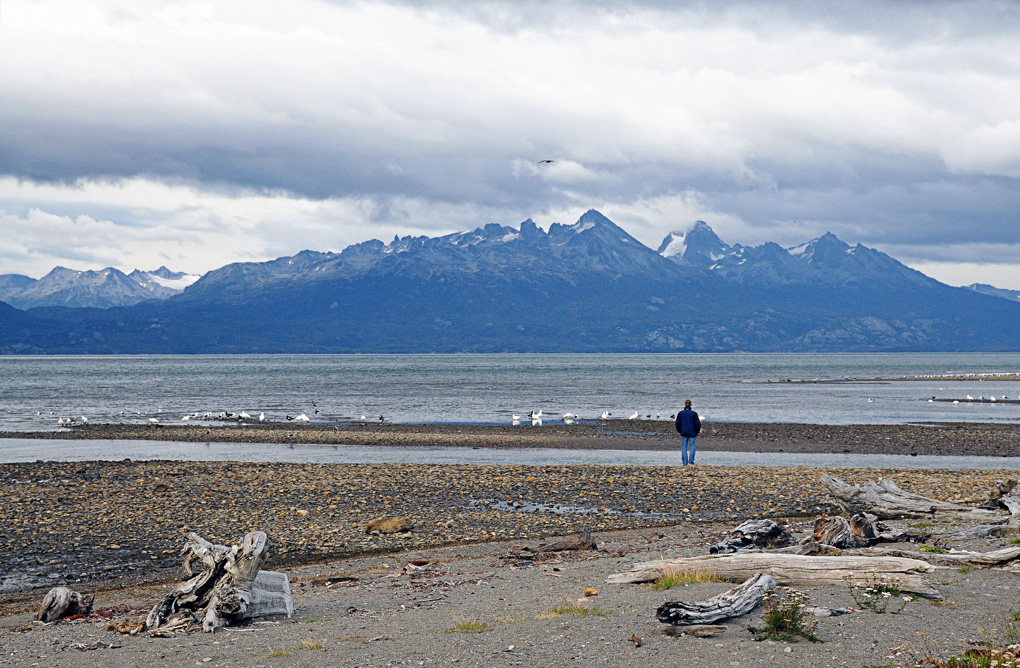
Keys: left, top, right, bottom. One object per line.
{"left": 36, "top": 587, "right": 93, "bottom": 623}
{"left": 834, "top": 545, "right": 1020, "bottom": 568}
{"left": 709, "top": 520, "right": 793, "bottom": 554}
{"left": 608, "top": 552, "right": 941, "bottom": 598}
{"left": 656, "top": 573, "right": 775, "bottom": 626}
{"left": 820, "top": 474, "right": 1003, "bottom": 521}
{"left": 147, "top": 531, "right": 291, "bottom": 634}
{"left": 999, "top": 484, "right": 1020, "bottom": 517}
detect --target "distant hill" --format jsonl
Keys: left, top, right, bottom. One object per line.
{"left": 1, "top": 210, "right": 1018, "bottom": 353}
{"left": 0, "top": 266, "right": 199, "bottom": 309}
{"left": 966, "top": 283, "right": 1020, "bottom": 302}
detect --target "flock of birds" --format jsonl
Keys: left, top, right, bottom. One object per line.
{"left": 510, "top": 410, "right": 671, "bottom": 426}
{"left": 54, "top": 406, "right": 387, "bottom": 428}
{"left": 47, "top": 391, "right": 1018, "bottom": 429}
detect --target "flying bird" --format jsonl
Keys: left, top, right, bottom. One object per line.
{"left": 538, "top": 159, "right": 556, "bottom": 164}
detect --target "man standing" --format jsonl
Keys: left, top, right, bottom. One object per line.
{"left": 675, "top": 399, "right": 701, "bottom": 466}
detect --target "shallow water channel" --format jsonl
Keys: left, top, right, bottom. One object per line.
{"left": 2, "top": 438, "right": 1020, "bottom": 470}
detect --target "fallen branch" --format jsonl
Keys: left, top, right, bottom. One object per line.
{"left": 657, "top": 573, "right": 775, "bottom": 626}
{"left": 608, "top": 552, "right": 941, "bottom": 599}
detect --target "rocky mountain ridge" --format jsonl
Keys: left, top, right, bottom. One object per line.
{"left": 0, "top": 210, "right": 1017, "bottom": 353}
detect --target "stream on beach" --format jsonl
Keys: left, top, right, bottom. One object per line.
{"left": 3, "top": 437, "right": 1020, "bottom": 469}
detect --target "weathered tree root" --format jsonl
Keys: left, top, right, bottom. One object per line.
{"left": 146, "top": 531, "right": 292, "bottom": 634}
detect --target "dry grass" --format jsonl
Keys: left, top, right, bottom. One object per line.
{"left": 443, "top": 618, "right": 492, "bottom": 634}
{"left": 646, "top": 566, "right": 729, "bottom": 591}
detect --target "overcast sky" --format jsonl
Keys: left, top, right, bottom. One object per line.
{"left": 2, "top": 0, "right": 1020, "bottom": 288}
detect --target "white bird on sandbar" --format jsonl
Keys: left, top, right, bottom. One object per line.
{"left": 967, "top": 395, "right": 974, "bottom": 401}
{"left": 239, "top": 411, "right": 251, "bottom": 419}
{"left": 259, "top": 412, "right": 266, "bottom": 422}
{"left": 57, "top": 418, "right": 64, "bottom": 427}
{"left": 601, "top": 411, "right": 610, "bottom": 420}
{"left": 512, "top": 414, "right": 521, "bottom": 425}
{"left": 629, "top": 412, "right": 640, "bottom": 420}
{"left": 529, "top": 410, "right": 542, "bottom": 419}
{"left": 294, "top": 413, "right": 310, "bottom": 423}
{"left": 990, "top": 396, "right": 997, "bottom": 402}
{"left": 149, "top": 417, "right": 159, "bottom": 425}
{"left": 953, "top": 400, "right": 959, "bottom": 405}
{"left": 182, "top": 415, "right": 191, "bottom": 421}
{"left": 562, "top": 412, "right": 577, "bottom": 420}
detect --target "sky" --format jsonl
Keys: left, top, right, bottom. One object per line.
{"left": 2, "top": 0, "right": 1020, "bottom": 288}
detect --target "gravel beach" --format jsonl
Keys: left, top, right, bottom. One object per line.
{"left": 7, "top": 418, "right": 1020, "bottom": 456}
{"left": 2, "top": 422, "right": 1019, "bottom": 666}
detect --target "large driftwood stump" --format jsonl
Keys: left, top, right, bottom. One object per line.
{"left": 709, "top": 520, "right": 793, "bottom": 554}
{"left": 820, "top": 474, "right": 1004, "bottom": 521}
{"left": 36, "top": 587, "right": 94, "bottom": 623}
{"left": 608, "top": 552, "right": 941, "bottom": 598}
{"left": 809, "top": 513, "right": 895, "bottom": 547}
{"left": 657, "top": 573, "right": 775, "bottom": 625}
{"left": 146, "top": 531, "right": 292, "bottom": 634}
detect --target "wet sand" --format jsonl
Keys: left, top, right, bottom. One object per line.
{"left": 5, "top": 418, "right": 1020, "bottom": 456}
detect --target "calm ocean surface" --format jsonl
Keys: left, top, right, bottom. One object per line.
{"left": 2, "top": 353, "right": 1020, "bottom": 432}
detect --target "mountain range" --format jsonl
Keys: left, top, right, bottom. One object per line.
{"left": 0, "top": 266, "right": 198, "bottom": 309}
{"left": 1, "top": 210, "right": 1018, "bottom": 353}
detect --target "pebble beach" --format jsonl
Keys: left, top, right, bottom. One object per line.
{"left": 2, "top": 421, "right": 1020, "bottom": 666}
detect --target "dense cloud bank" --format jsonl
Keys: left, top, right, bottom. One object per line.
{"left": 1, "top": 0, "right": 1019, "bottom": 285}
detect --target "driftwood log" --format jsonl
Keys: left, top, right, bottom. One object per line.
{"left": 824, "top": 545, "right": 1020, "bottom": 569}
{"left": 662, "top": 624, "right": 728, "bottom": 637}
{"left": 527, "top": 528, "right": 597, "bottom": 553}
{"left": 146, "top": 531, "right": 292, "bottom": 634}
{"left": 709, "top": 520, "right": 794, "bottom": 554}
{"left": 997, "top": 482, "right": 1020, "bottom": 519}
{"left": 36, "top": 587, "right": 94, "bottom": 623}
{"left": 820, "top": 474, "right": 1003, "bottom": 521}
{"left": 657, "top": 573, "right": 775, "bottom": 625}
{"left": 608, "top": 552, "right": 941, "bottom": 598}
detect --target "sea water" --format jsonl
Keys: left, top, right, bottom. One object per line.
{"left": 2, "top": 352, "right": 1020, "bottom": 432}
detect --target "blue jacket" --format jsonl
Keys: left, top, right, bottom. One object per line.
{"left": 675, "top": 408, "right": 701, "bottom": 437}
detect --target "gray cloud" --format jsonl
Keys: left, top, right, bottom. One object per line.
{"left": 1, "top": 0, "right": 1020, "bottom": 287}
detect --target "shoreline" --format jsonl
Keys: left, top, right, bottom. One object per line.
{"left": 5, "top": 419, "right": 1020, "bottom": 457}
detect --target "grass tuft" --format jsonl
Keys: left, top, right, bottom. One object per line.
{"left": 647, "top": 566, "right": 728, "bottom": 591}
{"left": 550, "top": 602, "right": 611, "bottom": 617}
{"left": 444, "top": 619, "right": 492, "bottom": 634}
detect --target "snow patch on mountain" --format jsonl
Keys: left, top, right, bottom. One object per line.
{"left": 657, "top": 232, "right": 687, "bottom": 258}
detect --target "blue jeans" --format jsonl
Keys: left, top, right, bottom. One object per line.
{"left": 681, "top": 435, "right": 696, "bottom": 465}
